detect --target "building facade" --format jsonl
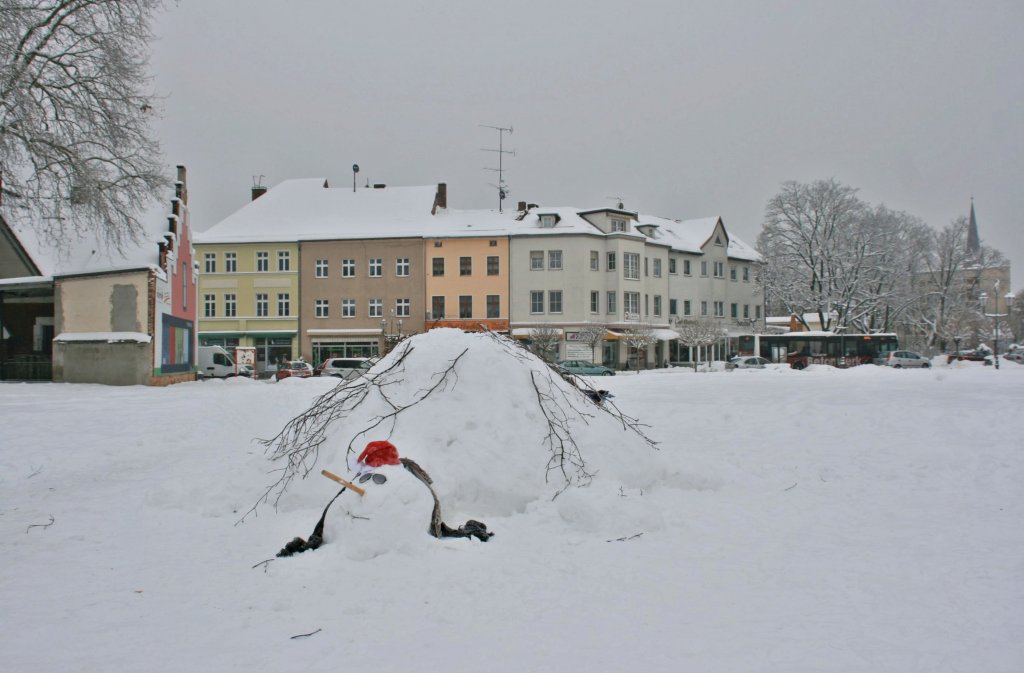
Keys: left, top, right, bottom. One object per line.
{"left": 299, "top": 237, "right": 425, "bottom": 363}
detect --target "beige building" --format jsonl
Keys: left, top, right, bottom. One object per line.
{"left": 424, "top": 233, "right": 510, "bottom": 333}
{"left": 195, "top": 180, "right": 446, "bottom": 372}
{"left": 299, "top": 237, "right": 425, "bottom": 362}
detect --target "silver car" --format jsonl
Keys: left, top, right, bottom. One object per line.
{"left": 315, "top": 357, "right": 371, "bottom": 379}
{"left": 728, "top": 356, "right": 772, "bottom": 369}
{"left": 885, "top": 351, "right": 931, "bottom": 369}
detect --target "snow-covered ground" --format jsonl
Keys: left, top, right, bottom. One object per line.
{"left": 2, "top": 330, "right": 1022, "bottom": 673}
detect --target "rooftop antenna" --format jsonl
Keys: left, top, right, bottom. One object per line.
{"left": 480, "top": 124, "right": 514, "bottom": 212}
{"left": 606, "top": 195, "right": 625, "bottom": 210}
{"left": 253, "top": 174, "right": 265, "bottom": 189}
{"left": 352, "top": 164, "right": 359, "bottom": 192}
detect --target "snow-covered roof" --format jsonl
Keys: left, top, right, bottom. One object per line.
{"left": 1, "top": 183, "right": 179, "bottom": 279}
{"left": 635, "top": 214, "right": 761, "bottom": 261}
{"left": 54, "top": 331, "right": 152, "bottom": 343}
{"left": 196, "top": 180, "right": 449, "bottom": 243}
{"left": 193, "top": 179, "right": 760, "bottom": 260}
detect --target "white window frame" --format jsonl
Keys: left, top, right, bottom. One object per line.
{"left": 623, "top": 252, "right": 640, "bottom": 280}
{"left": 549, "top": 290, "right": 563, "bottom": 313}
{"left": 530, "top": 251, "right": 544, "bottom": 271}
{"left": 548, "top": 250, "right": 563, "bottom": 270}
{"left": 315, "top": 259, "right": 328, "bottom": 278}
{"left": 530, "top": 291, "right": 544, "bottom": 313}
{"left": 624, "top": 291, "right": 640, "bottom": 317}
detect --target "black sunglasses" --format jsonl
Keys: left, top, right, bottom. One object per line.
{"left": 358, "top": 473, "right": 387, "bottom": 485}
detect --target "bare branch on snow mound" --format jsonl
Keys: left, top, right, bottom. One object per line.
{"left": 244, "top": 330, "right": 656, "bottom": 521}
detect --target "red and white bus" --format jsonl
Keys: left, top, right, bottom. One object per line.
{"left": 737, "top": 332, "right": 899, "bottom": 370}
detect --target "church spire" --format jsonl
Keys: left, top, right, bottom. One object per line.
{"left": 966, "top": 197, "right": 980, "bottom": 255}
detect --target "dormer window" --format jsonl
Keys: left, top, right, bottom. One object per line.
{"left": 539, "top": 214, "right": 558, "bottom": 228}
{"left": 610, "top": 218, "right": 628, "bottom": 232}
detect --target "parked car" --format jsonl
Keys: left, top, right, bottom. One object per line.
{"left": 197, "top": 345, "right": 238, "bottom": 379}
{"left": 315, "top": 357, "right": 372, "bottom": 379}
{"left": 556, "top": 360, "right": 615, "bottom": 376}
{"left": 237, "top": 363, "right": 255, "bottom": 377}
{"left": 275, "top": 360, "right": 314, "bottom": 381}
{"left": 1002, "top": 351, "right": 1024, "bottom": 364}
{"left": 884, "top": 351, "right": 931, "bottom": 369}
{"left": 727, "top": 356, "right": 772, "bottom": 370}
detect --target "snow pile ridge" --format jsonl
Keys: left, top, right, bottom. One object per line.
{"left": 263, "top": 329, "right": 659, "bottom": 521}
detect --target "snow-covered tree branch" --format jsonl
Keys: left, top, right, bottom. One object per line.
{"left": 0, "top": 0, "right": 168, "bottom": 251}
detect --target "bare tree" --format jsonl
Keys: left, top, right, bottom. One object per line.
{"left": 757, "top": 179, "right": 867, "bottom": 331}
{"left": 575, "top": 322, "right": 608, "bottom": 363}
{"left": 905, "top": 215, "right": 1007, "bottom": 351}
{"left": 673, "top": 318, "right": 721, "bottom": 371}
{"left": 0, "top": 0, "right": 168, "bottom": 251}
{"left": 526, "top": 325, "right": 561, "bottom": 361}
{"left": 623, "top": 322, "right": 656, "bottom": 370}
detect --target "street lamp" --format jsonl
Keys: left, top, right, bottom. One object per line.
{"left": 979, "top": 286, "right": 1015, "bottom": 369}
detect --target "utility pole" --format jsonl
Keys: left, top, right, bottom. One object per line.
{"left": 480, "top": 124, "right": 514, "bottom": 212}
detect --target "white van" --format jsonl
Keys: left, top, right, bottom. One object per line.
{"left": 197, "top": 345, "right": 244, "bottom": 378}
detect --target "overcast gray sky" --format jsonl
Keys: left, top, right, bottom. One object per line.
{"left": 149, "top": 1, "right": 1023, "bottom": 289}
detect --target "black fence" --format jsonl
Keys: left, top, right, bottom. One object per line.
{"left": 0, "top": 355, "right": 53, "bottom": 381}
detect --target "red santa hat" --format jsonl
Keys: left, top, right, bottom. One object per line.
{"left": 357, "top": 440, "right": 401, "bottom": 468}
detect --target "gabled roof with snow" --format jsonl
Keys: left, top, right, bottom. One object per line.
{"left": 635, "top": 214, "right": 761, "bottom": 261}
{"left": 1, "top": 195, "right": 178, "bottom": 279}
{"left": 196, "top": 180, "right": 445, "bottom": 243}
{"left": 510, "top": 206, "right": 644, "bottom": 238}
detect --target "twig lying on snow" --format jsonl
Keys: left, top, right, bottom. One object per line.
{"left": 607, "top": 532, "right": 644, "bottom": 542}
{"left": 25, "top": 515, "right": 54, "bottom": 533}
{"left": 27, "top": 465, "right": 42, "bottom": 478}
{"left": 290, "top": 628, "right": 321, "bottom": 640}
{"left": 783, "top": 481, "right": 799, "bottom": 491}
{"left": 251, "top": 558, "right": 274, "bottom": 572}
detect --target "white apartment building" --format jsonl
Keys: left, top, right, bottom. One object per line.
{"left": 507, "top": 206, "right": 762, "bottom": 368}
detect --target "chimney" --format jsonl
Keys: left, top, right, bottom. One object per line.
{"left": 432, "top": 182, "right": 448, "bottom": 215}
{"left": 517, "top": 201, "right": 526, "bottom": 212}
{"left": 251, "top": 186, "right": 267, "bottom": 201}
{"left": 175, "top": 165, "right": 187, "bottom": 204}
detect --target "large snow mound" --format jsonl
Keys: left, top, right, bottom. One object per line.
{"left": 265, "top": 329, "right": 661, "bottom": 532}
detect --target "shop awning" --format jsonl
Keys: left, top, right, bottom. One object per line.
{"left": 651, "top": 329, "right": 679, "bottom": 340}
